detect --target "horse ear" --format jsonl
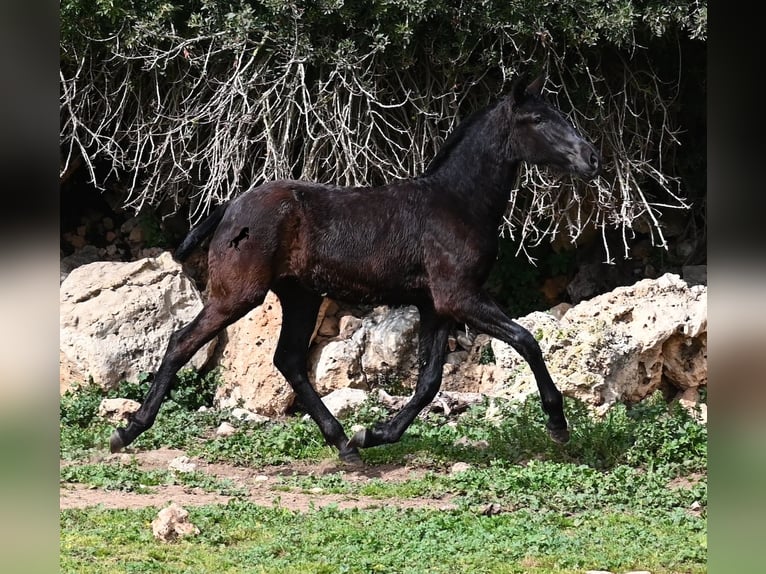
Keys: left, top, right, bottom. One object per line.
{"left": 512, "top": 76, "right": 528, "bottom": 108}
{"left": 526, "top": 75, "right": 545, "bottom": 97}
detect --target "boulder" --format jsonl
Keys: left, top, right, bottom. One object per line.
{"left": 360, "top": 305, "right": 420, "bottom": 386}
{"left": 487, "top": 273, "right": 707, "bottom": 411}
{"left": 309, "top": 305, "right": 421, "bottom": 394}
{"left": 59, "top": 252, "right": 215, "bottom": 393}
{"left": 319, "top": 388, "right": 369, "bottom": 418}
{"left": 214, "top": 293, "right": 330, "bottom": 416}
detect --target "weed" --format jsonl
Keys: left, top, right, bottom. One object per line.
{"left": 478, "top": 343, "right": 496, "bottom": 364}
{"left": 60, "top": 377, "right": 707, "bottom": 573}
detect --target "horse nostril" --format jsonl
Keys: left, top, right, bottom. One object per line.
{"left": 589, "top": 152, "right": 600, "bottom": 171}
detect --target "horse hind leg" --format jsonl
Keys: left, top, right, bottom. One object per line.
{"left": 109, "top": 292, "right": 266, "bottom": 453}
{"left": 272, "top": 280, "right": 362, "bottom": 464}
{"left": 348, "top": 303, "right": 451, "bottom": 449}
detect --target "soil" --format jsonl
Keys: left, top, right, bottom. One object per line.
{"left": 59, "top": 448, "right": 457, "bottom": 513}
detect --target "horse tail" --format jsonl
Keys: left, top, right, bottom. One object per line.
{"left": 173, "top": 202, "right": 229, "bottom": 262}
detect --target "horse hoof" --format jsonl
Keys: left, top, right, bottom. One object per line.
{"left": 109, "top": 429, "right": 126, "bottom": 453}
{"left": 339, "top": 448, "right": 363, "bottom": 466}
{"left": 347, "top": 428, "right": 367, "bottom": 449}
{"left": 548, "top": 427, "right": 570, "bottom": 444}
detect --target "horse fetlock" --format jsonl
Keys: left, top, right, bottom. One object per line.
{"left": 545, "top": 419, "right": 570, "bottom": 444}
{"left": 347, "top": 428, "right": 369, "bottom": 449}
{"left": 109, "top": 427, "right": 129, "bottom": 453}
{"left": 338, "top": 444, "right": 363, "bottom": 465}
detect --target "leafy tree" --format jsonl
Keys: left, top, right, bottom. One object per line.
{"left": 60, "top": 0, "right": 706, "bottom": 258}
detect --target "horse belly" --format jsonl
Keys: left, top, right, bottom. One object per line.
{"left": 301, "top": 250, "right": 425, "bottom": 305}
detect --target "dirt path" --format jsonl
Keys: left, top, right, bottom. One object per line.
{"left": 60, "top": 448, "right": 457, "bottom": 512}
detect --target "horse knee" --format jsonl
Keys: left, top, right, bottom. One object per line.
{"left": 510, "top": 326, "right": 544, "bottom": 363}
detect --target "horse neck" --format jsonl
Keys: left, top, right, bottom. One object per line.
{"left": 422, "top": 116, "right": 520, "bottom": 229}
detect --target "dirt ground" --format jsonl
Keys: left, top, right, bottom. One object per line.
{"left": 59, "top": 448, "right": 457, "bottom": 512}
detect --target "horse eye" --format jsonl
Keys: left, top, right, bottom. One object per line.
{"left": 533, "top": 115, "right": 544, "bottom": 125}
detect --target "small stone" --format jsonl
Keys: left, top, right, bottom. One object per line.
{"left": 254, "top": 475, "right": 269, "bottom": 483}
{"left": 231, "top": 408, "right": 269, "bottom": 424}
{"left": 445, "top": 351, "right": 469, "bottom": 365}
{"left": 97, "top": 398, "right": 141, "bottom": 424}
{"left": 338, "top": 315, "right": 363, "bottom": 338}
{"left": 151, "top": 503, "right": 200, "bottom": 542}
{"left": 456, "top": 332, "right": 474, "bottom": 351}
{"left": 215, "top": 422, "right": 237, "bottom": 437}
{"left": 450, "top": 462, "right": 471, "bottom": 474}
{"left": 453, "top": 437, "right": 490, "bottom": 450}
{"left": 120, "top": 218, "right": 138, "bottom": 234}
{"left": 65, "top": 233, "right": 86, "bottom": 249}
{"left": 128, "top": 226, "right": 143, "bottom": 243}
{"left": 168, "top": 456, "right": 197, "bottom": 473}
{"left": 548, "top": 302, "right": 572, "bottom": 320}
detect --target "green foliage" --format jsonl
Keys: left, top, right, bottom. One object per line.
{"left": 61, "top": 502, "right": 706, "bottom": 573}
{"left": 59, "top": 369, "right": 224, "bottom": 459}
{"left": 485, "top": 238, "right": 578, "bottom": 316}
{"left": 60, "top": 383, "right": 706, "bottom": 572}
{"left": 114, "top": 368, "right": 220, "bottom": 411}
{"left": 61, "top": 459, "right": 246, "bottom": 495}
{"left": 196, "top": 418, "right": 333, "bottom": 466}
{"left": 60, "top": 380, "right": 105, "bottom": 428}
{"left": 478, "top": 343, "right": 496, "bottom": 365}
{"left": 60, "top": 459, "right": 170, "bottom": 493}
{"left": 135, "top": 211, "right": 170, "bottom": 248}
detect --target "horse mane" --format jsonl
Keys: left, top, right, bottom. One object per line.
{"left": 421, "top": 98, "right": 505, "bottom": 177}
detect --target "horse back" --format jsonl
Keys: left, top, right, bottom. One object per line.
{"left": 210, "top": 180, "right": 431, "bottom": 303}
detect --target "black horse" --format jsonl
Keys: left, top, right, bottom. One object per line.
{"left": 110, "top": 76, "right": 601, "bottom": 463}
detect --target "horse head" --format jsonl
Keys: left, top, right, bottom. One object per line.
{"left": 510, "top": 75, "right": 601, "bottom": 180}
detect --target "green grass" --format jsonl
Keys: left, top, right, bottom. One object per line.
{"left": 60, "top": 377, "right": 707, "bottom": 573}
{"left": 60, "top": 459, "right": 247, "bottom": 496}
{"left": 61, "top": 502, "right": 705, "bottom": 574}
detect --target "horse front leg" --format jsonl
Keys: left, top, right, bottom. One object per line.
{"left": 109, "top": 299, "right": 254, "bottom": 453}
{"left": 447, "top": 289, "right": 570, "bottom": 444}
{"left": 348, "top": 303, "right": 451, "bottom": 449}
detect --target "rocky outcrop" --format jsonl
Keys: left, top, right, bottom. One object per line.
{"left": 213, "top": 292, "right": 295, "bottom": 416}
{"left": 59, "top": 252, "right": 216, "bottom": 393}
{"left": 479, "top": 273, "right": 707, "bottom": 415}
{"left": 60, "top": 251, "right": 707, "bottom": 421}
{"left": 214, "top": 294, "right": 330, "bottom": 416}
{"left": 309, "top": 305, "right": 421, "bottom": 395}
